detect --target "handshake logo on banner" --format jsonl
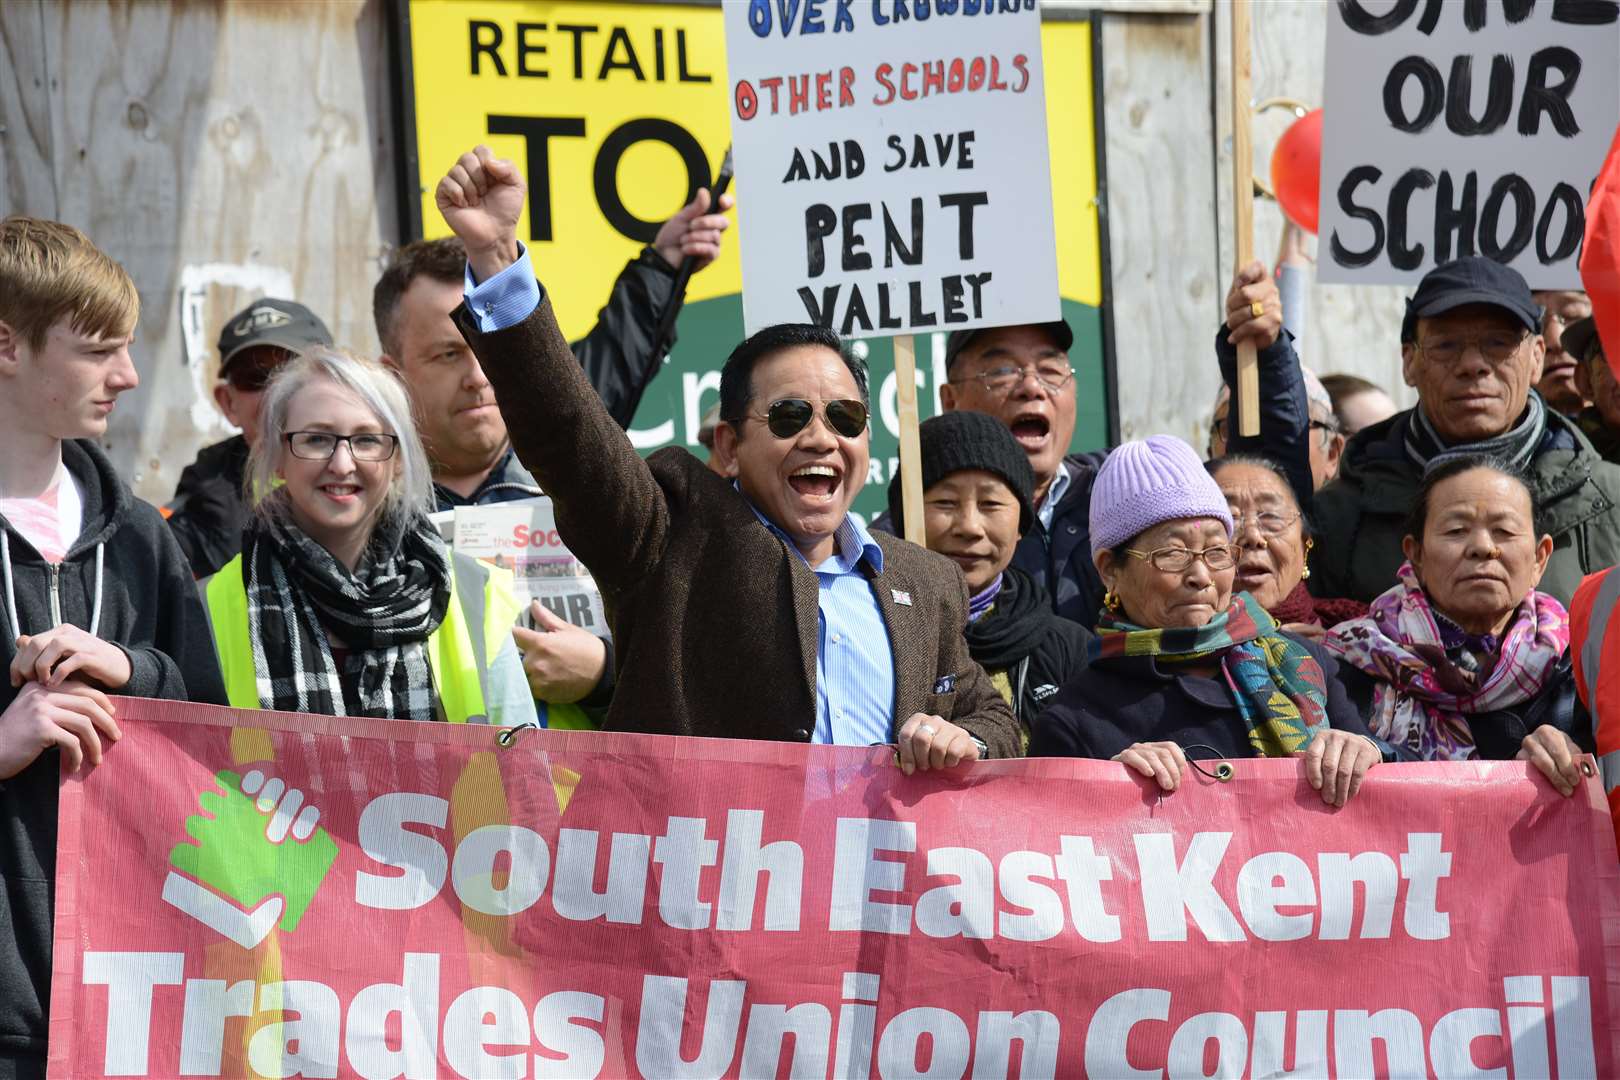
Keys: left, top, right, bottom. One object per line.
{"left": 161, "top": 768, "right": 338, "bottom": 948}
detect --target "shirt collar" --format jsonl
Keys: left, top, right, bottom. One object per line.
{"left": 734, "top": 482, "right": 884, "bottom": 574}
{"left": 1036, "top": 462, "right": 1072, "bottom": 531}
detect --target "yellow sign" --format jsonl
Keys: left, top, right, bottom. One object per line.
{"left": 405, "top": 2, "right": 1100, "bottom": 336}
{"left": 409, "top": 1, "right": 742, "bottom": 340}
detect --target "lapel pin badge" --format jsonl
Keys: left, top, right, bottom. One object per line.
{"left": 892, "top": 589, "right": 913, "bottom": 606}
{"left": 933, "top": 673, "right": 957, "bottom": 694}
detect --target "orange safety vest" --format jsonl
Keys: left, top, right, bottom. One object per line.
{"left": 1569, "top": 567, "right": 1620, "bottom": 854}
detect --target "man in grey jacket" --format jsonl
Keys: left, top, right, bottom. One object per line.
{"left": 1311, "top": 257, "right": 1620, "bottom": 606}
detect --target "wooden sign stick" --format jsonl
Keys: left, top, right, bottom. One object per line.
{"left": 1231, "top": 0, "right": 1260, "bottom": 438}
{"left": 892, "top": 334, "right": 926, "bottom": 545}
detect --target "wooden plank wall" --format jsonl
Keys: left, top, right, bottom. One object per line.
{"left": 1212, "top": 1, "right": 1412, "bottom": 420}
{"left": 0, "top": 0, "right": 398, "bottom": 504}
{"left": 1097, "top": 12, "right": 1223, "bottom": 448}
{"left": 1, "top": 0, "right": 1410, "bottom": 506}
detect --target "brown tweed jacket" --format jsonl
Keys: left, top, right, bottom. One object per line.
{"left": 455, "top": 297, "right": 1020, "bottom": 758}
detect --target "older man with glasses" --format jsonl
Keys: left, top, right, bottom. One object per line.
{"left": 917, "top": 263, "right": 1293, "bottom": 630}
{"left": 165, "top": 299, "right": 333, "bottom": 578}
{"left": 926, "top": 319, "right": 1111, "bottom": 628}
{"left": 1310, "top": 256, "right": 1620, "bottom": 606}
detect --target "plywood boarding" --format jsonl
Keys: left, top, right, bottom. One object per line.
{"left": 1212, "top": 0, "right": 1412, "bottom": 425}
{"left": 0, "top": 0, "right": 398, "bottom": 504}
{"left": 1098, "top": 12, "right": 1224, "bottom": 447}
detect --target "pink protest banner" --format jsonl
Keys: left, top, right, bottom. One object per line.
{"left": 48, "top": 698, "right": 1620, "bottom": 1079}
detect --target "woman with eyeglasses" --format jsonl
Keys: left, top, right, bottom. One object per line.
{"left": 1324, "top": 456, "right": 1590, "bottom": 795}
{"left": 1029, "top": 436, "right": 1388, "bottom": 806}
{"left": 1207, "top": 454, "right": 1367, "bottom": 641}
{"left": 198, "top": 348, "right": 534, "bottom": 726}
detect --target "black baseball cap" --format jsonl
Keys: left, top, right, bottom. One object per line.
{"left": 217, "top": 299, "right": 333, "bottom": 370}
{"left": 1563, "top": 315, "right": 1605, "bottom": 364}
{"left": 944, "top": 319, "right": 1074, "bottom": 372}
{"left": 1399, "top": 256, "right": 1542, "bottom": 344}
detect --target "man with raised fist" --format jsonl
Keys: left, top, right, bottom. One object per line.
{"left": 433, "top": 146, "right": 1017, "bottom": 763}
{"left": 372, "top": 181, "right": 733, "bottom": 719}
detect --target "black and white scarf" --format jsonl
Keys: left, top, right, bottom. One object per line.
{"left": 241, "top": 507, "right": 452, "bottom": 720}
{"left": 1404, "top": 390, "right": 1547, "bottom": 474}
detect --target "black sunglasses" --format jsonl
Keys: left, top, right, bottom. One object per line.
{"left": 751, "top": 398, "right": 869, "bottom": 439}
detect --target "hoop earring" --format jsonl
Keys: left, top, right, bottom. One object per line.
{"left": 1301, "top": 537, "right": 1314, "bottom": 580}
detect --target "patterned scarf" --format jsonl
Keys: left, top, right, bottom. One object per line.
{"left": 1404, "top": 390, "right": 1547, "bottom": 474}
{"left": 1090, "top": 591, "right": 1329, "bottom": 756}
{"left": 241, "top": 506, "right": 452, "bottom": 720}
{"left": 1324, "top": 562, "right": 1570, "bottom": 761}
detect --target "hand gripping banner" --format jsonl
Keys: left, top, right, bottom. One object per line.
{"left": 47, "top": 699, "right": 1620, "bottom": 1078}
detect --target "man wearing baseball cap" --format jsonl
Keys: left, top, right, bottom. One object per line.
{"left": 165, "top": 298, "right": 333, "bottom": 577}
{"left": 1310, "top": 256, "right": 1620, "bottom": 605}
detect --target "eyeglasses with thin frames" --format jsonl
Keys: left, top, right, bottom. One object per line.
{"left": 1417, "top": 330, "right": 1531, "bottom": 367}
{"left": 1230, "top": 509, "right": 1301, "bottom": 537}
{"left": 948, "top": 362, "right": 1076, "bottom": 396}
{"left": 1122, "top": 544, "right": 1236, "bottom": 572}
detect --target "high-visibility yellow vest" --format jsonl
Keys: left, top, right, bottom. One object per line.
{"left": 204, "top": 551, "right": 519, "bottom": 725}
{"left": 1571, "top": 567, "right": 1620, "bottom": 854}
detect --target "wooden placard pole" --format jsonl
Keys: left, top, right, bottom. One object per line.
{"left": 892, "top": 334, "right": 926, "bottom": 545}
{"left": 1231, "top": 0, "right": 1260, "bottom": 438}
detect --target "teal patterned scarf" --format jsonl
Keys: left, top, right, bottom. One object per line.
{"left": 1090, "top": 592, "right": 1329, "bottom": 755}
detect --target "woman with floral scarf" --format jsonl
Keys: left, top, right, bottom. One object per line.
{"left": 1030, "top": 436, "right": 1386, "bottom": 807}
{"left": 1326, "top": 455, "right": 1591, "bottom": 796}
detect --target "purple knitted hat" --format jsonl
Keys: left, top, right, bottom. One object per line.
{"left": 1089, "top": 435, "right": 1234, "bottom": 556}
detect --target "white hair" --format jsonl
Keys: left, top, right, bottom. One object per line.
{"left": 246, "top": 346, "right": 435, "bottom": 531}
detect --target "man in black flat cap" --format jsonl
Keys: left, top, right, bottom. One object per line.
{"left": 1310, "top": 257, "right": 1620, "bottom": 605}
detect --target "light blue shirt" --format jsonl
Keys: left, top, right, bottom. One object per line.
{"left": 744, "top": 502, "right": 897, "bottom": 746}
{"left": 463, "top": 244, "right": 543, "bottom": 331}
{"left": 467, "top": 252, "right": 900, "bottom": 745}
{"left": 1037, "top": 463, "right": 1072, "bottom": 534}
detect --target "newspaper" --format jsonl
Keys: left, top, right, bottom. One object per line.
{"left": 451, "top": 499, "right": 608, "bottom": 638}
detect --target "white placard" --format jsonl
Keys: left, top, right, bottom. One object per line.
{"left": 452, "top": 499, "right": 609, "bottom": 640}
{"left": 723, "top": 0, "right": 1059, "bottom": 337}
{"left": 1319, "top": 0, "right": 1620, "bottom": 288}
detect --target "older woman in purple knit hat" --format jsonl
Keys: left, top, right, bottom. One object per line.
{"left": 1029, "top": 435, "right": 1392, "bottom": 806}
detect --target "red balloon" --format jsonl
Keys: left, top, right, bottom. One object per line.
{"left": 1270, "top": 108, "right": 1324, "bottom": 235}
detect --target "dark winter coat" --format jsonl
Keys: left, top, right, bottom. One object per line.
{"left": 164, "top": 433, "right": 249, "bottom": 580}
{"left": 1028, "top": 633, "right": 1381, "bottom": 761}
{"left": 965, "top": 567, "right": 1090, "bottom": 736}
{"left": 1311, "top": 408, "right": 1620, "bottom": 606}
{"left": 0, "top": 440, "right": 227, "bottom": 1078}
{"left": 1337, "top": 655, "right": 1592, "bottom": 761}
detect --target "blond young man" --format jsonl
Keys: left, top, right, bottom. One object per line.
{"left": 0, "top": 217, "right": 226, "bottom": 1079}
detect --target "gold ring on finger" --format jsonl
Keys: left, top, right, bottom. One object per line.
{"left": 1250, "top": 300, "right": 1265, "bottom": 318}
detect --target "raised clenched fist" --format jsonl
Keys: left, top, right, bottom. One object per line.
{"left": 436, "top": 144, "right": 527, "bottom": 281}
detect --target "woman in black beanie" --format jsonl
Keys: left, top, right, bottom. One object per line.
{"left": 889, "top": 412, "right": 1090, "bottom": 742}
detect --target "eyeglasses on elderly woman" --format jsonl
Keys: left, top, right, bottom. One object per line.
{"left": 1122, "top": 544, "right": 1236, "bottom": 572}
